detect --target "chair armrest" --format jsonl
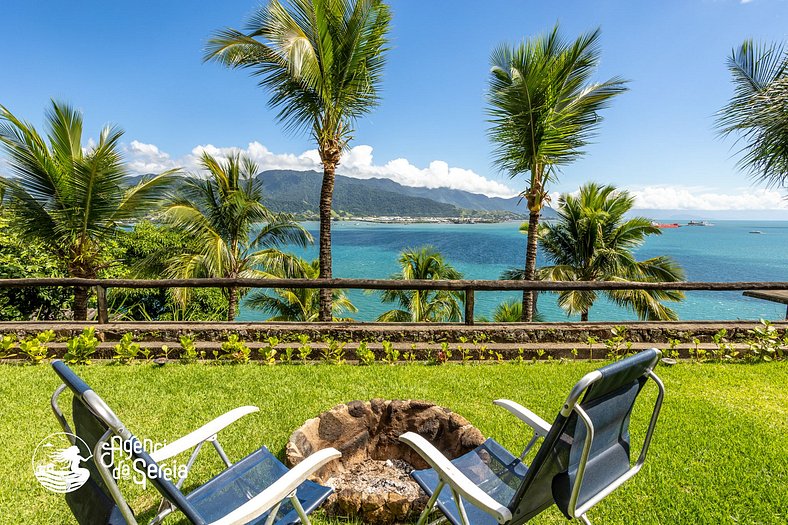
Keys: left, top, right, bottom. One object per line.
{"left": 151, "top": 406, "right": 259, "bottom": 462}
{"left": 493, "top": 399, "right": 551, "bottom": 437}
{"left": 399, "top": 432, "right": 512, "bottom": 524}
{"left": 207, "top": 447, "right": 341, "bottom": 525}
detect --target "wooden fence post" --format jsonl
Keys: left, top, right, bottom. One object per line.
{"left": 96, "top": 286, "right": 108, "bottom": 324}
{"left": 465, "top": 288, "right": 474, "bottom": 325}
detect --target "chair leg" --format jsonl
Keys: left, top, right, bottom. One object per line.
{"left": 290, "top": 490, "right": 311, "bottom": 525}
{"left": 416, "top": 480, "right": 445, "bottom": 525}
{"left": 578, "top": 514, "right": 592, "bottom": 525}
{"left": 450, "top": 488, "right": 471, "bottom": 525}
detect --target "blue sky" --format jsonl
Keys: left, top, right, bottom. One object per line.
{"left": 2, "top": 0, "right": 787, "bottom": 215}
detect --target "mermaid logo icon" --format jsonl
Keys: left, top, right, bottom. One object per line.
{"left": 32, "top": 433, "right": 93, "bottom": 493}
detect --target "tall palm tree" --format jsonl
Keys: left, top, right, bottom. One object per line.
{"left": 377, "top": 246, "right": 464, "bottom": 322}
{"left": 0, "top": 101, "right": 177, "bottom": 320}
{"left": 205, "top": 0, "right": 391, "bottom": 321}
{"left": 537, "top": 183, "right": 684, "bottom": 321}
{"left": 245, "top": 257, "right": 356, "bottom": 321}
{"left": 488, "top": 25, "right": 628, "bottom": 321}
{"left": 163, "top": 151, "right": 311, "bottom": 321}
{"left": 718, "top": 40, "right": 787, "bottom": 189}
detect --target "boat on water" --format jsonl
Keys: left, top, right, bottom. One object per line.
{"left": 749, "top": 230, "right": 764, "bottom": 234}
{"left": 687, "top": 220, "right": 714, "bottom": 226}
{"left": 651, "top": 221, "right": 680, "bottom": 229}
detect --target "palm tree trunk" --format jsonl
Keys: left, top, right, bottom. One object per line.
{"left": 227, "top": 286, "right": 238, "bottom": 322}
{"left": 318, "top": 153, "right": 339, "bottom": 322}
{"left": 521, "top": 210, "right": 540, "bottom": 321}
{"left": 73, "top": 286, "right": 89, "bottom": 321}
{"left": 581, "top": 310, "right": 589, "bottom": 322}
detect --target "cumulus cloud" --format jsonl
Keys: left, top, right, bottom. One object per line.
{"left": 124, "top": 140, "right": 518, "bottom": 198}
{"left": 628, "top": 185, "right": 786, "bottom": 211}
{"left": 548, "top": 185, "right": 786, "bottom": 211}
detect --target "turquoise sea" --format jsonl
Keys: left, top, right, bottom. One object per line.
{"left": 237, "top": 220, "right": 788, "bottom": 322}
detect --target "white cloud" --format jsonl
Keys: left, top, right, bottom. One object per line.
{"left": 126, "top": 140, "right": 178, "bottom": 174}
{"left": 626, "top": 185, "right": 786, "bottom": 210}
{"left": 124, "top": 140, "right": 518, "bottom": 198}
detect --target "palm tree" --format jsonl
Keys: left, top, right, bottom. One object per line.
{"left": 537, "top": 183, "right": 684, "bottom": 321}
{"left": 163, "top": 152, "right": 311, "bottom": 321}
{"left": 377, "top": 246, "right": 464, "bottom": 322}
{"left": 205, "top": 0, "right": 391, "bottom": 321}
{"left": 0, "top": 101, "right": 177, "bottom": 320}
{"left": 718, "top": 40, "right": 787, "bottom": 189}
{"left": 487, "top": 25, "right": 628, "bottom": 321}
{"left": 245, "top": 257, "right": 356, "bottom": 321}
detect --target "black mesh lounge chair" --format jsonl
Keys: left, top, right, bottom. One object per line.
{"left": 400, "top": 349, "right": 665, "bottom": 525}
{"left": 49, "top": 360, "right": 340, "bottom": 525}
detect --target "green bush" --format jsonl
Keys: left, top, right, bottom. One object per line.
{"left": 219, "top": 334, "right": 250, "bottom": 364}
{"left": 64, "top": 328, "right": 99, "bottom": 365}
{"left": 113, "top": 333, "right": 141, "bottom": 364}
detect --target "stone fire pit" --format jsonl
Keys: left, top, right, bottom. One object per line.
{"left": 286, "top": 399, "right": 485, "bottom": 524}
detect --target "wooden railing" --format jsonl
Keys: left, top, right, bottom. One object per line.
{"left": 1, "top": 278, "right": 787, "bottom": 325}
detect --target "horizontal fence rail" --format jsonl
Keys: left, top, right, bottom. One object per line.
{"left": 1, "top": 278, "right": 787, "bottom": 324}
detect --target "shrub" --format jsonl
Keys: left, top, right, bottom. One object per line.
{"left": 19, "top": 331, "right": 54, "bottom": 364}
{"left": 355, "top": 341, "right": 375, "bottom": 366}
{"left": 113, "top": 333, "right": 140, "bottom": 364}
{"left": 179, "top": 335, "right": 199, "bottom": 363}
{"left": 219, "top": 334, "right": 250, "bottom": 364}
{"left": 297, "top": 334, "right": 312, "bottom": 363}
{"left": 64, "top": 328, "right": 98, "bottom": 365}
{"left": 0, "top": 334, "right": 17, "bottom": 359}
{"left": 381, "top": 341, "right": 399, "bottom": 365}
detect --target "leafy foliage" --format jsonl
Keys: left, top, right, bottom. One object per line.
{"left": 718, "top": 40, "right": 788, "bottom": 189}
{"left": 205, "top": 0, "right": 392, "bottom": 320}
{"left": 377, "top": 246, "right": 464, "bottom": 322}
{"left": 110, "top": 221, "right": 228, "bottom": 321}
{"left": 0, "top": 101, "right": 177, "bottom": 319}
{"left": 163, "top": 152, "right": 311, "bottom": 321}
{"left": 64, "top": 327, "right": 98, "bottom": 365}
{"left": 245, "top": 257, "right": 356, "bottom": 321}
{"left": 535, "top": 183, "right": 685, "bottom": 321}
{"left": 487, "top": 25, "right": 627, "bottom": 320}
{"left": 0, "top": 217, "right": 72, "bottom": 320}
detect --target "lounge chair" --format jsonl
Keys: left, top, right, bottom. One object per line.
{"left": 49, "top": 360, "right": 340, "bottom": 525}
{"left": 400, "top": 348, "right": 665, "bottom": 525}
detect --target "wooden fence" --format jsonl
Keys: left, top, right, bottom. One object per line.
{"left": 1, "top": 278, "right": 787, "bottom": 325}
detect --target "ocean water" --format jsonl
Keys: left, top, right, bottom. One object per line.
{"left": 236, "top": 220, "right": 788, "bottom": 322}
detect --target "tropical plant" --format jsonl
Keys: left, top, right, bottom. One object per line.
{"left": 0, "top": 216, "right": 73, "bottom": 320}
{"left": 488, "top": 26, "right": 628, "bottom": 320}
{"left": 536, "top": 183, "right": 685, "bottom": 321}
{"left": 64, "top": 327, "right": 99, "bottom": 365}
{"left": 245, "top": 257, "right": 356, "bottom": 321}
{"left": 491, "top": 297, "right": 545, "bottom": 322}
{"left": 219, "top": 334, "right": 251, "bottom": 363}
{"left": 0, "top": 101, "right": 177, "bottom": 319}
{"left": 377, "top": 246, "right": 464, "bottom": 322}
{"left": 205, "top": 0, "right": 392, "bottom": 321}
{"left": 110, "top": 221, "right": 228, "bottom": 321}
{"left": 163, "top": 152, "right": 311, "bottom": 321}
{"left": 113, "top": 333, "right": 141, "bottom": 364}
{"left": 718, "top": 40, "right": 788, "bottom": 189}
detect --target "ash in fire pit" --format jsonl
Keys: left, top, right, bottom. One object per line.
{"left": 286, "top": 399, "right": 485, "bottom": 524}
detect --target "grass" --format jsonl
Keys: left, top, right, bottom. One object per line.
{"left": 1, "top": 360, "right": 786, "bottom": 524}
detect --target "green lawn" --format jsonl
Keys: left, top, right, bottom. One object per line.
{"left": 1, "top": 361, "right": 786, "bottom": 524}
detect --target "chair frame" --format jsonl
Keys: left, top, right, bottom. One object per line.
{"left": 50, "top": 362, "right": 340, "bottom": 525}
{"left": 401, "top": 350, "right": 665, "bottom": 525}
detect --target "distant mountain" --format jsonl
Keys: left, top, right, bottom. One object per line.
{"left": 125, "top": 170, "right": 553, "bottom": 219}
{"left": 256, "top": 169, "right": 553, "bottom": 218}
